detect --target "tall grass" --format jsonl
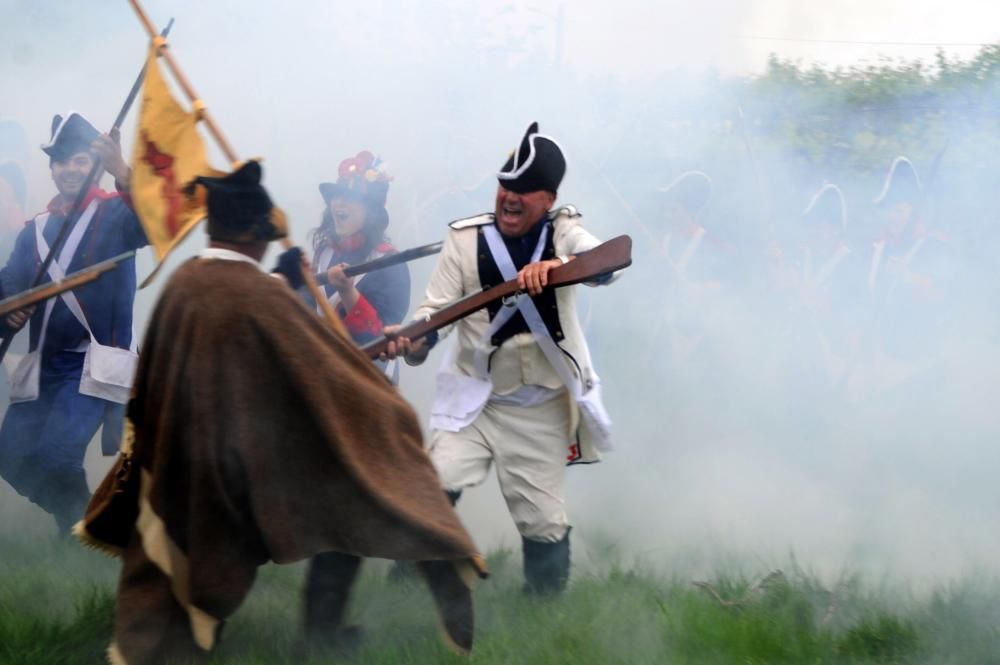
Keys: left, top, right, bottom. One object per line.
{"left": 1, "top": 533, "right": 997, "bottom": 664}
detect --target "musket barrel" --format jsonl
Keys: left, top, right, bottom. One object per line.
{"left": 361, "top": 235, "right": 632, "bottom": 360}
{"left": 315, "top": 241, "right": 444, "bottom": 284}
{"left": 0, "top": 252, "right": 135, "bottom": 317}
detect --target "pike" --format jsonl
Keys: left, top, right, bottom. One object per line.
{"left": 0, "top": 252, "right": 135, "bottom": 317}
{"left": 362, "top": 235, "right": 632, "bottom": 360}
{"left": 315, "top": 241, "right": 442, "bottom": 285}
{"left": 0, "top": 18, "right": 174, "bottom": 363}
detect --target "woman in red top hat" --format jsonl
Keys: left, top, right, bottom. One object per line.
{"left": 310, "top": 151, "right": 409, "bottom": 381}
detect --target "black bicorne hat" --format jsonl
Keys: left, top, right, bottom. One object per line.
{"left": 41, "top": 112, "right": 100, "bottom": 164}
{"left": 873, "top": 156, "right": 921, "bottom": 207}
{"left": 802, "top": 183, "right": 847, "bottom": 232}
{"left": 194, "top": 160, "right": 287, "bottom": 243}
{"left": 497, "top": 122, "right": 566, "bottom": 195}
{"left": 659, "top": 171, "right": 712, "bottom": 220}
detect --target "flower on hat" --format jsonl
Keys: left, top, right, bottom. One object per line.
{"left": 337, "top": 150, "right": 392, "bottom": 186}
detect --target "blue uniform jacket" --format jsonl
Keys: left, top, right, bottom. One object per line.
{"left": 0, "top": 188, "right": 147, "bottom": 354}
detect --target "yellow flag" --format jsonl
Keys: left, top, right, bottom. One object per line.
{"left": 131, "top": 46, "right": 220, "bottom": 278}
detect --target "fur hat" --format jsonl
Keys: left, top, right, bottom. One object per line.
{"left": 194, "top": 161, "right": 287, "bottom": 243}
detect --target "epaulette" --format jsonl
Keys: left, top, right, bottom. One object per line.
{"left": 548, "top": 204, "right": 581, "bottom": 220}
{"left": 448, "top": 213, "right": 495, "bottom": 230}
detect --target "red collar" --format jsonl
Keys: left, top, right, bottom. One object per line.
{"left": 330, "top": 232, "right": 367, "bottom": 254}
{"left": 46, "top": 186, "right": 117, "bottom": 215}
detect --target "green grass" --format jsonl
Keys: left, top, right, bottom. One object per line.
{"left": 1, "top": 533, "right": 998, "bottom": 664}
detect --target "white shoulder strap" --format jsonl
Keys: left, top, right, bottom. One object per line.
{"left": 34, "top": 200, "right": 99, "bottom": 278}
{"left": 868, "top": 240, "right": 886, "bottom": 297}
{"left": 33, "top": 200, "right": 101, "bottom": 341}
{"left": 809, "top": 244, "right": 850, "bottom": 291}
{"left": 477, "top": 224, "right": 586, "bottom": 398}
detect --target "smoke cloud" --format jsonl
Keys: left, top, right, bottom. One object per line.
{"left": 1, "top": 0, "right": 998, "bottom": 586}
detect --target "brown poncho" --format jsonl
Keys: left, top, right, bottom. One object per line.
{"left": 78, "top": 256, "right": 485, "bottom": 655}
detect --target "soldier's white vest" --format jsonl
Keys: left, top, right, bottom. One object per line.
{"left": 413, "top": 206, "right": 617, "bottom": 463}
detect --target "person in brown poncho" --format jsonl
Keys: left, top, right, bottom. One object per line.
{"left": 75, "top": 161, "right": 486, "bottom": 664}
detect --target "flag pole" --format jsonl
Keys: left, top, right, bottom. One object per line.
{"left": 127, "top": 0, "right": 349, "bottom": 340}
{"left": 0, "top": 18, "right": 173, "bottom": 365}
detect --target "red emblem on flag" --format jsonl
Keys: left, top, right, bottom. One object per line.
{"left": 140, "top": 132, "right": 184, "bottom": 237}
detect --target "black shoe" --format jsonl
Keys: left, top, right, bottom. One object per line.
{"left": 522, "top": 530, "right": 570, "bottom": 596}
{"left": 47, "top": 472, "right": 90, "bottom": 538}
{"left": 304, "top": 552, "right": 362, "bottom": 645}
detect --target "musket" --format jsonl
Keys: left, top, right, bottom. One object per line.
{"left": 0, "top": 18, "right": 174, "bottom": 363}
{"left": 0, "top": 251, "right": 135, "bottom": 317}
{"left": 362, "top": 235, "right": 632, "bottom": 360}
{"left": 315, "top": 241, "right": 442, "bottom": 285}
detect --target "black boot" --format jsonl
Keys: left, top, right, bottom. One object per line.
{"left": 417, "top": 560, "right": 476, "bottom": 653}
{"left": 304, "top": 552, "right": 363, "bottom": 653}
{"left": 522, "top": 530, "right": 570, "bottom": 596}
{"left": 42, "top": 470, "right": 90, "bottom": 538}
{"left": 388, "top": 490, "right": 462, "bottom": 583}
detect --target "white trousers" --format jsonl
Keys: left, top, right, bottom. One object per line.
{"left": 429, "top": 391, "right": 575, "bottom": 542}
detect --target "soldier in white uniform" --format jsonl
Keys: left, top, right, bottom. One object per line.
{"left": 386, "top": 122, "right": 617, "bottom": 594}
{"left": 862, "top": 156, "right": 952, "bottom": 394}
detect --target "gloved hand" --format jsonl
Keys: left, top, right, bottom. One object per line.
{"left": 271, "top": 247, "right": 305, "bottom": 290}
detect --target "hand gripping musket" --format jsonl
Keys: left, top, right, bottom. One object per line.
{"left": 0, "top": 251, "right": 136, "bottom": 317}
{"left": 315, "top": 241, "right": 443, "bottom": 285}
{"left": 362, "top": 235, "right": 632, "bottom": 360}
{"left": 0, "top": 19, "right": 174, "bottom": 364}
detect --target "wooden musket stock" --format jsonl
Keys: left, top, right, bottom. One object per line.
{"left": 0, "top": 251, "right": 135, "bottom": 317}
{"left": 362, "top": 234, "right": 632, "bottom": 360}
